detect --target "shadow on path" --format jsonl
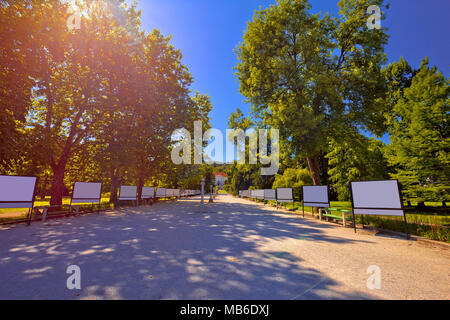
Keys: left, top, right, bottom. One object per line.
{"left": 0, "top": 195, "right": 376, "bottom": 300}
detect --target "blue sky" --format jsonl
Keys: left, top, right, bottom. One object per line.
{"left": 134, "top": 0, "right": 449, "bottom": 141}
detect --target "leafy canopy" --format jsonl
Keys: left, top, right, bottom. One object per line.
{"left": 386, "top": 58, "right": 449, "bottom": 202}
{"left": 235, "top": 0, "right": 389, "bottom": 184}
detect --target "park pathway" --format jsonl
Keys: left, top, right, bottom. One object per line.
{"left": 0, "top": 195, "right": 448, "bottom": 300}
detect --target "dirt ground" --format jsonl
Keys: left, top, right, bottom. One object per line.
{"left": 0, "top": 195, "right": 448, "bottom": 300}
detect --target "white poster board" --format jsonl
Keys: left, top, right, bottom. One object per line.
{"left": 141, "top": 187, "right": 155, "bottom": 199}
{"left": 351, "top": 180, "right": 404, "bottom": 216}
{"left": 251, "top": 190, "right": 258, "bottom": 199}
{"left": 256, "top": 190, "right": 265, "bottom": 200}
{"left": 264, "top": 189, "right": 276, "bottom": 201}
{"left": 277, "top": 188, "right": 293, "bottom": 203}
{"left": 71, "top": 182, "right": 102, "bottom": 204}
{"left": 119, "top": 186, "right": 137, "bottom": 201}
{"left": 156, "top": 188, "right": 166, "bottom": 198}
{"left": 303, "top": 186, "right": 330, "bottom": 208}
{"left": 0, "top": 176, "right": 37, "bottom": 208}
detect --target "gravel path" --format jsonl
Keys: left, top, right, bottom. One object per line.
{"left": 0, "top": 195, "right": 448, "bottom": 300}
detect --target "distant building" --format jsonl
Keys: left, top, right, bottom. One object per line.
{"left": 214, "top": 173, "right": 228, "bottom": 189}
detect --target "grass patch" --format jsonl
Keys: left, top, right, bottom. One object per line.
{"left": 0, "top": 197, "right": 112, "bottom": 214}
{"left": 249, "top": 198, "right": 450, "bottom": 243}
{"left": 0, "top": 197, "right": 114, "bottom": 224}
{"left": 357, "top": 215, "right": 449, "bottom": 243}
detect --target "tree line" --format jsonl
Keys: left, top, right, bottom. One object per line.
{"left": 225, "top": 0, "right": 448, "bottom": 206}
{"left": 0, "top": 0, "right": 212, "bottom": 205}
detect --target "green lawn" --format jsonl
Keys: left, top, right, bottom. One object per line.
{"left": 253, "top": 198, "right": 450, "bottom": 243}
{"left": 0, "top": 197, "right": 112, "bottom": 214}
{"left": 0, "top": 197, "right": 114, "bottom": 223}
{"left": 3, "top": 194, "right": 449, "bottom": 243}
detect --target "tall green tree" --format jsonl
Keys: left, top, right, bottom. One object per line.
{"left": 95, "top": 28, "right": 212, "bottom": 204}
{"left": 326, "top": 132, "right": 390, "bottom": 201}
{"left": 0, "top": 0, "right": 67, "bottom": 171}
{"left": 5, "top": 1, "right": 212, "bottom": 206}
{"left": 226, "top": 108, "right": 276, "bottom": 193}
{"left": 25, "top": 0, "right": 143, "bottom": 205}
{"left": 132, "top": 92, "right": 213, "bottom": 200}
{"left": 273, "top": 167, "right": 313, "bottom": 200}
{"left": 235, "top": 0, "right": 389, "bottom": 185}
{"left": 383, "top": 58, "right": 415, "bottom": 109}
{"left": 386, "top": 58, "right": 449, "bottom": 204}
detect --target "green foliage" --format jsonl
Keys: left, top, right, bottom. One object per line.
{"left": 326, "top": 132, "right": 390, "bottom": 200}
{"left": 383, "top": 58, "right": 415, "bottom": 110}
{"left": 0, "top": 0, "right": 68, "bottom": 171}
{"left": 228, "top": 108, "right": 254, "bottom": 131}
{"left": 226, "top": 106, "right": 275, "bottom": 194}
{"left": 0, "top": 1, "right": 212, "bottom": 204}
{"left": 225, "top": 164, "right": 260, "bottom": 196}
{"left": 169, "top": 164, "right": 215, "bottom": 191}
{"left": 235, "top": 0, "right": 389, "bottom": 184}
{"left": 272, "top": 167, "right": 313, "bottom": 189}
{"left": 386, "top": 58, "right": 449, "bottom": 203}
{"left": 272, "top": 167, "right": 312, "bottom": 199}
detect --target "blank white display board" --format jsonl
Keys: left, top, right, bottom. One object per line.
{"left": 264, "top": 189, "right": 276, "bottom": 201}
{"left": 351, "top": 180, "right": 404, "bottom": 216}
{"left": 256, "top": 190, "right": 264, "bottom": 199}
{"left": 241, "top": 190, "right": 250, "bottom": 198}
{"left": 72, "top": 182, "right": 102, "bottom": 204}
{"left": 251, "top": 190, "right": 258, "bottom": 199}
{"left": 277, "top": 188, "right": 293, "bottom": 202}
{"left": 156, "top": 188, "right": 166, "bottom": 198}
{"left": 0, "top": 176, "right": 37, "bottom": 208}
{"left": 119, "top": 186, "right": 137, "bottom": 201}
{"left": 303, "top": 186, "right": 330, "bottom": 208}
{"left": 141, "top": 187, "right": 155, "bottom": 199}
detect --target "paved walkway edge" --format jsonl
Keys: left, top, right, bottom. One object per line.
{"left": 236, "top": 196, "right": 450, "bottom": 250}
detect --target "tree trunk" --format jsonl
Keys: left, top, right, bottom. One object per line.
{"left": 137, "top": 173, "right": 145, "bottom": 202}
{"left": 307, "top": 154, "right": 322, "bottom": 186}
{"left": 50, "top": 160, "right": 68, "bottom": 206}
{"left": 109, "top": 167, "right": 119, "bottom": 206}
{"left": 416, "top": 201, "right": 426, "bottom": 210}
